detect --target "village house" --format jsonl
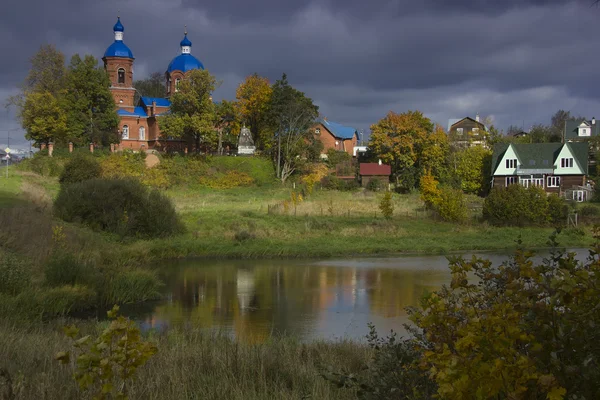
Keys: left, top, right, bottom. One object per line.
{"left": 359, "top": 161, "right": 391, "bottom": 188}
{"left": 103, "top": 17, "right": 203, "bottom": 151}
{"left": 563, "top": 118, "right": 600, "bottom": 142}
{"left": 313, "top": 118, "right": 359, "bottom": 157}
{"left": 491, "top": 142, "right": 591, "bottom": 201}
{"left": 447, "top": 114, "right": 488, "bottom": 148}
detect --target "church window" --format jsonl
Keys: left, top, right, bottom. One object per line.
{"left": 118, "top": 68, "right": 125, "bottom": 84}
{"left": 139, "top": 126, "right": 146, "bottom": 141}
{"left": 175, "top": 78, "right": 181, "bottom": 92}
{"left": 122, "top": 125, "right": 129, "bottom": 139}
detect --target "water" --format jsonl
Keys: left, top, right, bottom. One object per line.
{"left": 123, "top": 249, "right": 589, "bottom": 343}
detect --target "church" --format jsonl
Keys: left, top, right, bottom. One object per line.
{"left": 103, "top": 17, "right": 204, "bottom": 151}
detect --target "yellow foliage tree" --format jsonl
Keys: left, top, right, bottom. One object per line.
{"left": 235, "top": 73, "right": 273, "bottom": 150}
{"left": 419, "top": 171, "right": 441, "bottom": 209}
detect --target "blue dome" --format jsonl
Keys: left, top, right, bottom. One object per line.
{"left": 167, "top": 54, "right": 204, "bottom": 73}
{"left": 113, "top": 17, "right": 124, "bottom": 32}
{"left": 180, "top": 35, "right": 192, "bottom": 47}
{"left": 104, "top": 41, "right": 134, "bottom": 58}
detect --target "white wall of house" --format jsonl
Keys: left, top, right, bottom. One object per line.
{"left": 493, "top": 144, "right": 520, "bottom": 175}
{"left": 554, "top": 145, "right": 584, "bottom": 175}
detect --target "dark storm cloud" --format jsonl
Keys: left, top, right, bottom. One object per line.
{"left": 1, "top": 0, "right": 600, "bottom": 149}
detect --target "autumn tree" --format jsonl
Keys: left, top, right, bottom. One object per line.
{"left": 235, "top": 73, "right": 273, "bottom": 150}
{"left": 369, "top": 111, "right": 445, "bottom": 190}
{"left": 215, "top": 100, "right": 241, "bottom": 154}
{"left": 451, "top": 146, "right": 492, "bottom": 195}
{"left": 269, "top": 74, "right": 319, "bottom": 182}
{"left": 63, "top": 54, "right": 119, "bottom": 146}
{"left": 159, "top": 69, "right": 220, "bottom": 152}
{"left": 133, "top": 72, "right": 167, "bottom": 99}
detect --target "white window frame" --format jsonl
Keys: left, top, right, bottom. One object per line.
{"left": 139, "top": 126, "right": 146, "bottom": 141}
{"left": 532, "top": 177, "right": 544, "bottom": 187}
{"left": 547, "top": 176, "right": 560, "bottom": 187}
{"left": 122, "top": 125, "right": 129, "bottom": 140}
{"left": 472, "top": 127, "right": 480, "bottom": 135}
{"left": 506, "top": 159, "right": 517, "bottom": 169}
{"left": 505, "top": 176, "right": 517, "bottom": 186}
{"left": 560, "top": 158, "right": 573, "bottom": 168}
{"left": 456, "top": 128, "right": 464, "bottom": 135}
{"left": 519, "top": 176, "right": 531, "bottom": 188}
{"left": 315, "top": 128, "right": 320, "bottom": 135}
{"left": 573, "top": 190, "right": 585, "bottom": 202}
{"left": 118, "top": 68, "right": 125, "bottom": 84}
{"left": 175, "top": 78, "right": 181, "bottom": 92}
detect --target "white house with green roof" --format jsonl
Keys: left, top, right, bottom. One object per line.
{"left": 491, "top": 142, "right": 591, "bottom": 201}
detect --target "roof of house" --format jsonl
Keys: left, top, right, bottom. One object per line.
{"left": 491, "top": 142, "right": 589, "bottom": 175}
{"left": 117, "top": 107, "right": 148, "bottom": 118}
{"left": 447, "top": 117, "right": 488, "bottom": 132}
{"left": 319, "top": 118, "right": 358, "bottom": 140}
{"left": 140, "top": 97, "right": 171, "bottom": 108}
{"left": 359, "top": 163, "right": 391, "bottom": 176}
{"left": 564, "top": 118, "right": 600, "bottom": 140}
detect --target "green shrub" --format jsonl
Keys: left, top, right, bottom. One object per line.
{"left": 326, "top": 149, "right": 351, "bottom": 168}
{"left": 44, "top": 253, "right": 90, "bottom": 287}
{"left": 54, "top": 178, "right": 183, "bottom": 239}
{"left": 434, "top": 188, "right": 467, "bottom": 223}
{"left": 20, "top": 154, "right": 64, "bottom": 176}
{"left": 102, "top": 269, "right": 162, "bottom": 304}
{"left": 579, "top": 204, "right": 600, "bottom": 217}
{"left": 59, "top": 154, "right": 102, "bottom": 185}
{"left": 547, "top": 194, "right": 568, "bottom": 226}
{"left": 321, "top": 175, "right": 360, "bottom": 191}
{"left": 483, "top": 185, "right": 550, "bottom": 226}
{"left": 366, "top": 178, "right": 386, "bottom": 192}
{"left": 0, "top": 253, "right": 30, "bottom": 295}
{"left": 379, "top": 191, "right": 394, "bottom": 219}
{"left": 40, "top": 285, "right": 97, "bottom": 316}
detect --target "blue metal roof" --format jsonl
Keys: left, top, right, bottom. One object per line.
{"left": 117, "top": 107, "right": 148, "bottom": 118}
{"left": 180, "top": 34, "right": 192, "bottom": 47}
{"left": 167, "top": 54, "right": 204, "bottom": 73}
{"left": 140, "top": 97, "right": 171, "bottom": 108}
{"left": 113, "top": 17, "right": 124, "bottom": 32}
{"left": 320, "top": 119, "right": 358, "bottom": 140}
{"left": 104, "top": 41, "right": 134, "bottom": 58}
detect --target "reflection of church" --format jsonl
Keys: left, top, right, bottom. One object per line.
{"left": 102, "top": 17, "right": 204, "bottom": 151}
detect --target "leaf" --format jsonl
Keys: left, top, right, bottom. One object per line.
{"left": 546, "top": 386, "right": 566, "bottom": 400}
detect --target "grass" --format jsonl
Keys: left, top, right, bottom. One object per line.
{"left": 0, "top": 320, "right": 370, "bottom": 399}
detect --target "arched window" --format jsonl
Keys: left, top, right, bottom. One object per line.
{"left": 139, "top": 126, "right": 145, "bottom": 141}
{"left": 122, "top": 125, "right": 129, "bottom": 140}
{"left": 175, "top": 78, "right": 181, "bottom": 92}
{"left": 118, "top": 68, "right": 125, "bottom": 84}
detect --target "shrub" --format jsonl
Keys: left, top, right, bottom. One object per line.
{"left": 0, "top": 253, "right": 30, "bottom": 295}
{"left": 102, "top": 269, "right": 162, "bottom": 305}
{"left": 44, "top": 253, "right": 90, "bottom": 287}
{"left": 579, "top": 204, "right": 600, "bottom": 217}
{"left": 41, "top": 285, "right": 97, "bottom": 316}
{"left": 366, "top": 178, "right": 386, "bottom": 192}
{"left": 21, "top": 154, "right": 64, "bottom": 177}
{"left": 379, "top": 191, "right": 394, "bottom": 219}
{"left": 419, "top": 172, "right": 441, "bottom": 209}
{"left": 434, "top": 188, "right": 467, "bottom": 223}
{"left": 483, "top": 185, "right": 550, "bottom": 226}
{"left": 100, "top": 151, "right": 145, "bottom": 180}
{"left": 321, "top": 175, "right": 360, "bottom": 191}
{"left": 59, "top": 154, "right": 102, "bottom": 185}
{"left": 547, "top": 194, "right": 568, "bottom": 226}
{"left": 301, "top": 163, "right": 329, "bottom": 195}
{"left": 54, "top": 178, "right": 183, "bottom": 239}
{"left": 326, "top": 149, "right": 351, "bottom": 168}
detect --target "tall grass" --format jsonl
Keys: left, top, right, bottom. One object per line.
{"left": 0, "top": 321, "right": 370, "bottom": 399}
{"left": 101, "top": 269, "right": 163, "bottom": 305}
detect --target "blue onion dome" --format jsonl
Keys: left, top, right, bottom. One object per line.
{"left": 167, "top": 54, "right": 204, "bottom": 73}
{"left": 104, "top": 17, "right": 134, "bottom": 59}
{"left": 180, "top": 34, "right": 192, "bottom": 47}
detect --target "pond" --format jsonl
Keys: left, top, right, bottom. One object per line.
{"left": 121, "top": 249, "right": 589, "bottom": 343}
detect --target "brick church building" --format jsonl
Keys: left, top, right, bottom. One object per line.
{"left": 103, "top": 17, "right": 204, "bottom": 150}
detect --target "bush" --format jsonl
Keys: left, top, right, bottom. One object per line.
{"left": 483, "top": 185, "right": 550, "bottom": 226}
{"left": 20, "top": 154, "right": 64, "bottom": 177}
{"left": 419, "top": 172, "right": 441, "bottom": 209}
{"left": 321, "top": 175, "right": 360, "bottom": 192}
{"left": 40, "top": 284, "right": 97, "bottom": 316}
{"left": 102, "top": 269, "right": 162, "bottom": 305}
{"left": 54, "top": 178, "right": 183, "bottom": 239}
{"left": 44, "top": 253, "right": 91, "bottom": 287}
{"left": 547, "top": 194, "right": 568, "bottom": 226}
{"left": 326, "top": 149, "right": 351, "bottom": 168}
{"left": 434, "top": 188, "right": 467, "bottom": 223}
{"left": 379, "top": 191, "right": 394, "bottom": 219}
{"left": 0, "top": 253, "right": 30, "bottom": 295}
{"left": 366, "top": 178, "right": 386, "bottom": 192}
{"left": 59, "top": 154, "right": 102, "bottom": 185}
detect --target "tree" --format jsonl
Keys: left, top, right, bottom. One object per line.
{"left": 269, "top": 74, "right": 319, "bottom": 182}
{"left": 368, "top": 111, "right": 439, "bottom": 190}
{"left": 133, "top": 72, "right": 167, "bottom": 100}
{"left": 21, "top": 91, "right": 68, "bottom": 145}
{"left": 21, "top": 44, "right": 66, "bottom": 96}
{"left": 235, "top": 73, "right": 273, "bottom": 150}
{"left": 452, "top": 146, "right": 492, "bottom": 195}
{"left": 215, "top": 100, "right": 241, "bottom": 155}
{"left": 159, "top": 69, "right": 220, "bottom": 152}
{"left": 63, "top": 54, "right": 119, "bottom": 146}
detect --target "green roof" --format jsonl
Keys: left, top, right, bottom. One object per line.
{"left": 491, "top": 142, "right": 588, "bottom": 175}
{"left": 564, "top": 119, "right": 600, "bottom": 141}
{"left": 566, "top": 141, "right": 589, "bottom": 175}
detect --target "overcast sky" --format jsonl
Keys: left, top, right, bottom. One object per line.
{"left": 1, "top": 0, "right": 600, "bottom": 149}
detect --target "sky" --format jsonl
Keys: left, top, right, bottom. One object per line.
{"left": 1, "top": 0, "right": 600, "bottom": 150}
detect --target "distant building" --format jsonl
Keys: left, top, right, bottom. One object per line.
{"left": 563, "top": 117, "right": 600, "bottom": 143}
{"left": 359, "top": 162, "right": 391, "bottom": 188}
{"left": 511, "top": 130, "right": 529, "bottom": 139}
{"left": 491, "top": 142, "right": 591, "bottom": 201}
{"left": 313, "top": 118, "right": 359, "bottom": 157}
{"left": 447, "top": 114, "right": 488, "bottom": 148}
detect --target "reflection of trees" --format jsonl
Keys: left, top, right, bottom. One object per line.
{"left": 148, "top": 259, "right": 447, "bottom": 342}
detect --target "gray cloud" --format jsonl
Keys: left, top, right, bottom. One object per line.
{"left": 1, "top": 0, "right": 599, "bottom": 149}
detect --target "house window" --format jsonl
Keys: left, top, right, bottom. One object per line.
{"left": 506, "top": 159, "right": 517, "bottom": 169}
{"left": 505, "top": 176, "right": 517, "bottom": 186}
{"left": 139, "top": 126, "right": 146, "bottom": 141}
{"left": 573, "top": 190, "right": 586, "bottom": 202}
{"left": 118, "top": 68, "right": 125, "bottom": 84}
{"left": 543, "top": 160, "right": 549, "bottom": 166}
{"left": 315, "top": 128, "right": 321, "bottom": 135}
{"left": 547, "top": 176, "right": 560, "bottom": 187}
{"left": 472, "top": 127, "right": 480, "bottom": 135}
{"left": 456, "top": 128, "right": 463, "bottom": 135}
{"left": 532, "top": 177, "right": 544, "bottom": 187}
{"left": 529, "top": 160, "right": 535, "bottom": 166}
{"left": 519, "top": 177, "right": 531, "bottom": 188}
{"left": 175, "top": 78, "right": 181, "bottom": 92}
{"left": 560, "top": 158, "right": 573, "bottom": 168}
{"left": 122, "top": 125, "right": 129, "bottom": 140}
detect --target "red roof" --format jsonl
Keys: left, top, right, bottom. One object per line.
{"left": 359, "top": 163, "right": 391, "bottom": 176}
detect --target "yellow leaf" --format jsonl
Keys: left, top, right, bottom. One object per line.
{"left": 546, "top": 386, "right": 566, "bottom": 400}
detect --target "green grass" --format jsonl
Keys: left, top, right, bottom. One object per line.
{"left": 0, "top": 167, "right": 23, "bottom": 207}
{"left": 0, "top": 320, "right": 370, "bottom": 399}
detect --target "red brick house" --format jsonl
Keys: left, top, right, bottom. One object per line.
{"left": 359, "top": 162, "right": 391, "bottom": 188}
{"left": 313, "top": 118, "right": 359, "bottom": 157}
{"left": 103, "top": 18, "right": 202, "bottom": 151}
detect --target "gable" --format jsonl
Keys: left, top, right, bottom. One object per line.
{"left": 554, "top": 144, "right": 585, "bottom": 175}
{"left": 493, "top": 144, "right": 521, "bottom": 176}
{"left": 449, "top": 117, "right": 487, "bottom": 133}
{"left": 318, "top": 119, "right": 358, "bottom": 140}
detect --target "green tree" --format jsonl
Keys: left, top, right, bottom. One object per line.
{"left": 133, "top": 71, "right": 166, "bottom": 100}
{"left": 235, "top": 73, "right": 273, "bottom": 150}
{"left": 21, "top": 91, "right": 68, "bottom": 145}
{"left": 63, "top": 54, "right": 119, "bottom": 146}
{"left": 451, "top": 146, "right": 492, "bottom": 195}
{"left": 215, "top": 100, "right": 241, "bottom": 154}
{"left": 159, "top": 69, "right": 220, "bottom": 152}
{"left": 21, "top": 44, "right": 66, "bottom": 96}
{"left": 269, "top": 74, "right": 319, "bottom": 182}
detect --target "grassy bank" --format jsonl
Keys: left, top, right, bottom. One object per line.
{"left": 0, "top": 320, "right": 370, "bottom": 399}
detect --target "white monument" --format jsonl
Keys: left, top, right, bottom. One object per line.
{"left": 237, "top": 126, "right": 256, "bottom": 155}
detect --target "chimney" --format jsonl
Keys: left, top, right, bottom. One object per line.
{"left": 593, "top": 117, "right": 596, "bottom": 125}
{"left": 475, "top": 113, "right": 480, "bottom": 122}
{"left": 68, "top": 142, "right": 73, "bottom": 153}
{"left": 378, "top": 159, "right": 382, "bottom": 165}
{"left": 151, "top": 101, "right": 156, "bottom": 117}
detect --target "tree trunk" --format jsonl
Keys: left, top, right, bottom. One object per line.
{"left": 217, "top": 130, "right": 223, "bottom": 155}
{"left": 277, "top": 133, "right": 281, "bottom": 179}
